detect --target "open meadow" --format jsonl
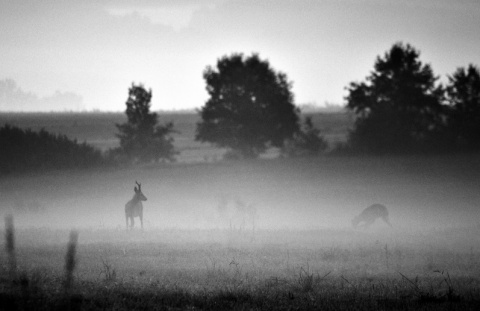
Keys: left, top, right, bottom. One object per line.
{"left": 1, "top": 154, "right": 480, "bottom": 309}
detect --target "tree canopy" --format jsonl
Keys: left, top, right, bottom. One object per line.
{"left": 115, "top": 83, "right": 176, "bottom": 162}
{"left": 345, "top": 43, "right": 445, "bottom": 154}
{"left": 445, "top": 64, "right": 480, "bottom": 150}
{"left": 196, "top": 53, "right": 300, "bottom": 158}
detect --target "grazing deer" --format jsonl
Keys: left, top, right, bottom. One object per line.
{"left": 352, "top": 204, "right": 392, "bottom": 229}
{"left": 125, "top": 181, "right": 147, "bottom": 230}
{"left": 217, "top": 196, "right": 257, "bottom": 232}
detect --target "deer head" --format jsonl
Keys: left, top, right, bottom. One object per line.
{"left": 134, "top": 181, "right": 147, "bottom": 201}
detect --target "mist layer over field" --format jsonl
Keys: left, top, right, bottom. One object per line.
{"left": 2, "top": 155, "right": 480, "bottom": 309}
{"left": 1, "top": 154, "right": 479, "bottom": 233}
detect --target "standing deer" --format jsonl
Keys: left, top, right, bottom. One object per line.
{"left": 352, "top": 204, "right": 392, "bottom": 229}
{"left": 217, "top": 196, "right": 257, "bottom": 232}
{"left": 125, "top": 181, "right": 147, "bottom": 230}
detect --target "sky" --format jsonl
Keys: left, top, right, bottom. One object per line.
{"left": 1, "top": 0, "right": 480, "bottom": 112}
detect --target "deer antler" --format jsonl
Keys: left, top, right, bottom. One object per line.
{"left": 135, "top": 180, "right": 141, "bottom": 190}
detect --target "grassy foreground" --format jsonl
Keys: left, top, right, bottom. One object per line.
{"left": 1, "top": 227, "right": 480, "bottom": 310}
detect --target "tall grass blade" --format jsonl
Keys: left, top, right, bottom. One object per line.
{"left": 64, "top": 230, "right": 79, "bottom": 293}
{"left": 5, "top": 214, "right": 17, "bottom": 283}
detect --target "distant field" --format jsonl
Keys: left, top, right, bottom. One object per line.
{"left": 0, "top": 111, "right": 354, "bottom": 162}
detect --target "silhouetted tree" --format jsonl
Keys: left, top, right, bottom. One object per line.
{"left": 196, "top": 53, "right": 300, "bottom": 158}
{"left": 445, "top": 64, "right": 480, "bottom": 150}
{"left": 345, "top": 43, "right": 444, "bottom": 154}
{"left": 115, "top": 83, "right": 176, "bottom": 162}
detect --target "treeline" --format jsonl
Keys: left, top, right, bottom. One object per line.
{"left": 192, "top": 44, "right": 480, "bottom": 158}
{"left": 343, "top": 43, "right": 480, "bottom": 155}
{"left": 1, "top": 42, "right": 479, "bottom": 173}
{"left": 0, "top": 124, "right": 107, "bottom": 174}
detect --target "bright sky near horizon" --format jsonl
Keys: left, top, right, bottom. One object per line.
{"left": 1, "top": 0, "right": 480, "bottom": 112}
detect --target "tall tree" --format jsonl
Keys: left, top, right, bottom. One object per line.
{"left": 345, "top": 43, "right": 444, "bottom": 154}
{"left": 445, "top": 64, "right": 480, "bottom": 150}
{"left": 196, "top": 53, "right": 300, "bottom": 158}
{"left": 115, "top": 83, "right": 176, "bottom": 162}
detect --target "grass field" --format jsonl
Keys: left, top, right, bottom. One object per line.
{"left": 1, "top": 153, "right": 480, "bottom": 309}
{"left": 1, "top": 112, "right": 480, "bottom": 309}
{"left": 2, "top": 226, "right": 480, "bottom": 310}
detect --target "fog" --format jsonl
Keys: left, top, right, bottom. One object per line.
{"left": 2, "top": 155, "right": 479, "bottom": 235}
{"left": 2, "top": 154, "right": 480, "bottom": 308}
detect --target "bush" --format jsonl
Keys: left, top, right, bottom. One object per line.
{"left": 0, "top": 124, "right": 107, "bottom": 173}
{"left": 282, "top": 117, "right": 328, "bottom": 157}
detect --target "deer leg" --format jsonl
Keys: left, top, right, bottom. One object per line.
{"left": 140, "top": 214, "right": 143, "bottom": 230}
